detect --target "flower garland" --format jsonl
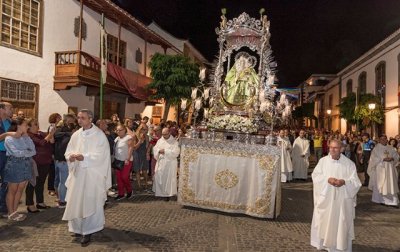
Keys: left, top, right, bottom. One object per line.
{"left": 207, "top": 114, "right": 257, "bottom": 133}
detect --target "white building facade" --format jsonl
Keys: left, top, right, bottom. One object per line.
{"left": 338, "top": 28, "right": 400, "bottom": 137}
{"left": 0, "top": 0, "right": 190, "bottom": 128}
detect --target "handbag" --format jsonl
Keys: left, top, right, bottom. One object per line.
{"left": 112, "top": 139, "right": 124, "bottom": 170}
{"left": 112, "top": 159, "right": 125, "bottom": 170}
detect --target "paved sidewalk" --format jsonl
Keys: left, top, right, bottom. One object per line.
{"left": 0, "top": 179, "right": 399, "bottom": 251}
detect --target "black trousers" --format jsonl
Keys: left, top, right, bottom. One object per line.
{"left": 26, "top": 164, "right": 50, "bottom": 205}
{"left": 362, "top": 151, "right": 371, "bottom": 185}
{"left": 47, "top": 161, "right": 55, "bottom": 191}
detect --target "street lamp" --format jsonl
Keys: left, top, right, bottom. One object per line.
{"left": 326, "top": 109, "right": 332, "bottom": 131}
{"left": 368, "top": 103, "right": 376, "bottom": 139}
{"left": 368, "top": 103, "right": 376, "bottom": 110}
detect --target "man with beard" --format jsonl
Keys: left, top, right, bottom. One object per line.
{"left": 152, "top": 128, "right": 180, "bottom": 201}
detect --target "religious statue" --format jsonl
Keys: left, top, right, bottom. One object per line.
{"left": 223, "top": 53, "right": 259, "bottom": 105}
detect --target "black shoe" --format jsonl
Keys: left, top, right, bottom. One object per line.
{"left": 27, "top": 207, "right": 40, "bottom": 213}
{"left": 80, "top": 234, "right": 91, "bottom": 247}
{"left": 36, "top": 204, "right": 50, "bottom": 209}
{"left": 115, "top": 195, "right": 125, "bottom": 201}
{"left": 126, "top": 191, "right": 134, "bottom": 199}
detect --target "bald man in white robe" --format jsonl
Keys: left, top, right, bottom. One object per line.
{"left": 311, "top": 139, "right": 361, "bottom": 252}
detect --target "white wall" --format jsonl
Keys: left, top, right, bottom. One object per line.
{"left": 0, "top": 0, "right": 170, "bottom": 128}
{"left": 340, "top": 38, "right": 400, "bottom": 136}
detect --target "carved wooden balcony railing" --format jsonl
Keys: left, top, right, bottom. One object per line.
{"left": 53, "top": 50, "right": 127, "bottom": 94}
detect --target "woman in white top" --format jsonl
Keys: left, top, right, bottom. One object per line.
{"left": 113, "top": 124, "right": 133, "bottom": 200}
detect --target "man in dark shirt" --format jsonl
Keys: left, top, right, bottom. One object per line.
{"left": 54, "top": 114, "right": 77, "bottom": 208}
{"left": 0, "top": 102, "right": 13, "bottom": 217}
{"left": 361, "top": 133, "right": 375, "bottom": 186}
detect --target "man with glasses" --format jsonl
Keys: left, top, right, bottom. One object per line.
{"left": 152, "top": 128, "right": 180, "bottom": 201}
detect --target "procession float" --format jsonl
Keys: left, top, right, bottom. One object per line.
{"left": 178, "top": 10, "right": 283, "bottom": 218}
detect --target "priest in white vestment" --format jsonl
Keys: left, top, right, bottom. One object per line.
{"left": 292, "top": 130, "right": 310, "bottom": 180}
{"left": 62, "top": 110, "right": 111, "bottom": 247}
{"left": 311, "top": 139, "right": 361, "bottom": 252}
{"left": 277, "top": 130, "right": 293, "bottom": 182}
{"left": 153, "top": 128, "right": 180, "bottom": 200}
{"left": 367, "top": 135, "right": 399, "bottom": 207}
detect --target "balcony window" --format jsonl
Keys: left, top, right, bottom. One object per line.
{"left": 107, "top": 34, "right": 126, "bottom": 68}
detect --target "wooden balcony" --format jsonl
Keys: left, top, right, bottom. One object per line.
{"left": 54, "top": 50, "right": 148, "bottom": 97}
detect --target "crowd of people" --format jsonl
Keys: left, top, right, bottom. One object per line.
{"left": 0, "top": 102, "right": 399, "bottom": 249}
{"left": 0, "top": 104, "right": 183, "bottom": 246}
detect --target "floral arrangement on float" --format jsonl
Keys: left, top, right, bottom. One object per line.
{"left": 207, "top": 114, "right": 258, "bottom": 133}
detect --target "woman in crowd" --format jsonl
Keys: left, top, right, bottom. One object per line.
{"left": 4, "top": 117, "right": 36, "bottom": 221}
{"left": 113, "top": 124, "right": 134, "bottom": 200}
{"left": 389, "top": 138, "right": 398, "bottom": 152}
{"left": 26, "top": 118, "right": 55, "bottom": 213}
{"left": 47, "top": 113, "right": 61, "bottom": 197}
{"left": 111, "top": 114, "right": 120, "bottom": 124}
{"left": 132, "top": 124, "right": 150, "bottom": 191}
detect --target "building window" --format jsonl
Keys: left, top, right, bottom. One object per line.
{"left": 375, "top": 61, "right": 386, "bottom": 106}
{"left": 328, "top": 94, "right": 333, "bottom": 108}
{"left": 0, "top": 77, "right": 38, "bottom": 118}
{"left": 1, "top": 0, "right": 42, "bottom": 54}
{"left": 346, "top": 79, "right": 353, "bottom": 96}
{"left": 107, "top": 34, "right": 126, "bottom": 67}
{"left": 1, "top": 77, "right": 36, "bottom": 102}
{"left": 358, "top": 72, "right": 367, "bottom": 95}
{"left": 375, "top": 61, "right": 386, "bottom": 135}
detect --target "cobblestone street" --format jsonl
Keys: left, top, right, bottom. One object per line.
{"left": 0, "top": 175, "right": 399, "bottom": 252}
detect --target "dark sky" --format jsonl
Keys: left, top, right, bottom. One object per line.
{"left": 113, "top": 0, "right": 400, "bottom": 87}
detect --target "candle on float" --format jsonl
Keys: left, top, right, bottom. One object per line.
{"left": 204, "top": 108, "right": 209, "bottom": 118}
{"left": 181, "top": 98, "right": 188, "bottom": 110}
{"left": 199, "top": 68, "right": 206, "bottom": 82}
{"left": 195, "top": 98, "right": 202, "bottom": 110}
{"left": 204, "top": 88, "right": 210, "bottom": 99}
{"left": 191, "top": 88, "right": 198, "bottom": 100}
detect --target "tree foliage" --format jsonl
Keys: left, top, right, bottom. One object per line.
{"left": 292, "top": 103, "right": 315, "bottom": 119}
{"left": 354, "top": 93, "right": 384, "bottom": 126}
{"left": 147, "top": 53, "right": 200, "bottom": 120}
{"left": 337, "top": 92, "right": 357, "bottom": 124}
{"left": 338, "top": 92, "right": 384, "bottom": 126}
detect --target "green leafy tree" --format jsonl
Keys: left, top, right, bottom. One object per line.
{"left": 337, "top": 92, "right": 357, "bottom": 124}
{"left": 354, "top": 93, "right": 384, "bottom": 126}
{"left": 337, "top": 92, "right": 384, "bottom": 127}
{"left": 148, "top": 53, "right": 200, "bottom": 120}
{"left": 292, "top": 103, "right": 316, "bottom": 126}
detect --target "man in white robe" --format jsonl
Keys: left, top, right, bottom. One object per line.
{"left": 277, "top": 130, "right": 293, "bottom": 182}
{"left": 292, "top": 130, "right": 310, "bottom": 180}
{"left": 367, "top": 135, "right": 399, "bottom": 207}
{"left": 62, "top": 109, "right": 111, "bottom": 247}
{"left": 311, "top": 139, "right": 361, "bottom": 252}
{"left": 153, "top": 128, "right": 180, "bottom": 200}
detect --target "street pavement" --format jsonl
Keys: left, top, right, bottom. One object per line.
{"left": 0, "top": 170, "right": 399, "bottom": 251}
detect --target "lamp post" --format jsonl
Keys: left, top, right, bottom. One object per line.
{"left": 327, "top": 109, "right": 332, "bottom": 131}
{"left": 368, "top": 103, "right": 376, "bottom": 139}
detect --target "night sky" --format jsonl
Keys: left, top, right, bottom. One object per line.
{"left": 113, "top": 0, "right": 400, "bottom": 87}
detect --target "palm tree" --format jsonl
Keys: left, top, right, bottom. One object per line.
{"left": 148, "top": 53, "right": 200, "bottom": 120}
